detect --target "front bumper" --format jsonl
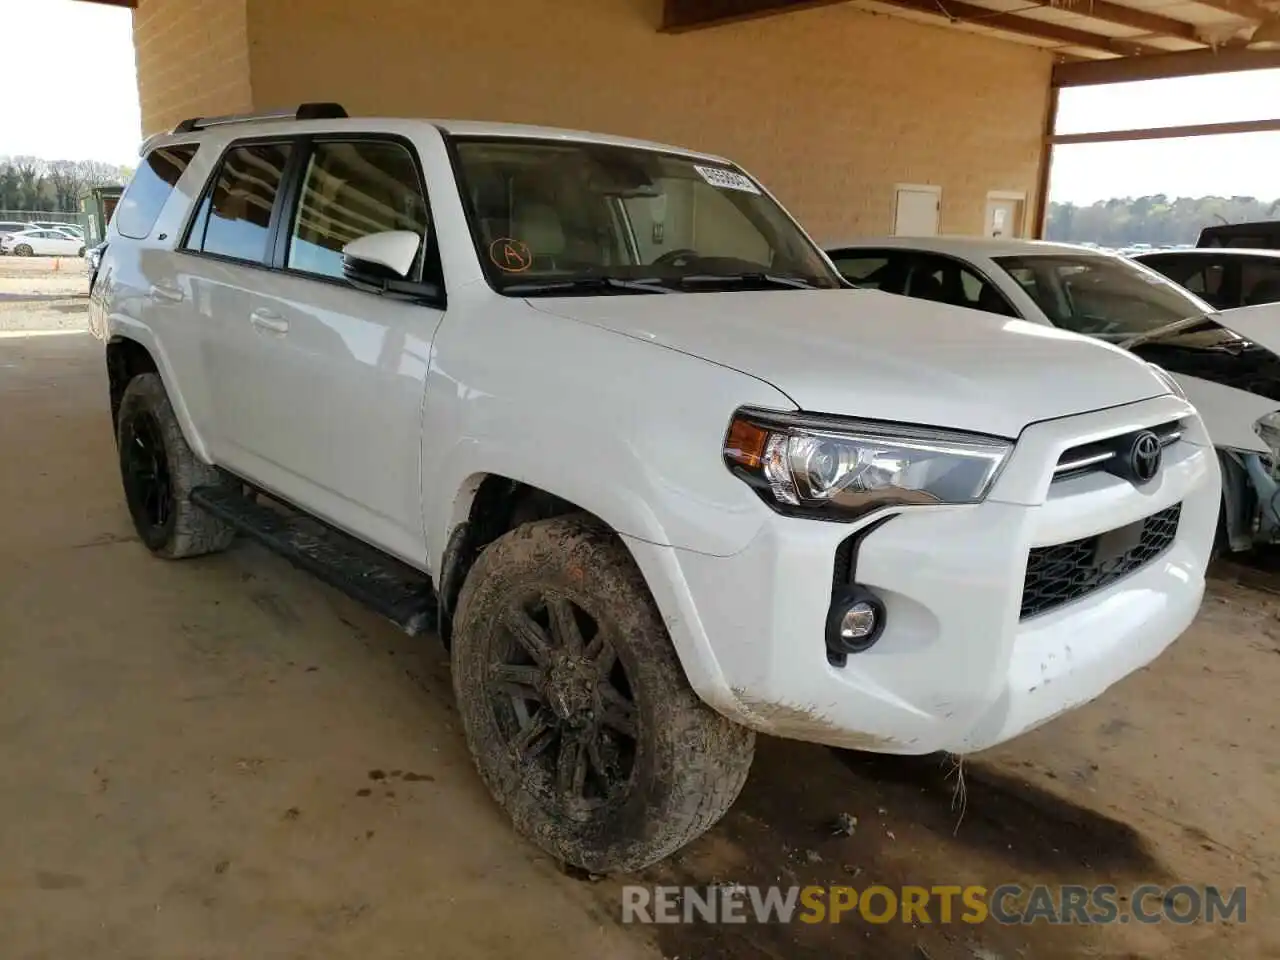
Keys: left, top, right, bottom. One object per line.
{"left": 630, "top": 395, "right": 1219, "bottom": 754}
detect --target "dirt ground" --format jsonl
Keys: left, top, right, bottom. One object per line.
{"left": 1, "top": 259, "right": 1278, "bottom": 959}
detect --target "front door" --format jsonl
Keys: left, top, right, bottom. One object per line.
{"left": 241, "top": 137, "right": 443, "bottom": 564}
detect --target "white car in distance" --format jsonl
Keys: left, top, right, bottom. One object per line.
{"left": 1, "top": 227, "right": 85, "bottom": 257}
{"left": 825, "top": 236, "right": 1280, "bottom": 551}
{"left": 94, "top": 105, "right": 1219, "bottom": 873}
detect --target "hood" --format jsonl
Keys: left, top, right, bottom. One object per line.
{"left": 1164, "top": 374, "right": 1277, "bottom": 454}
{"left": 526, "top": 289, "right": 1168, "bottom": 438}
{"left": 1214, "top": 301, "right": 1280, "bottom": 355}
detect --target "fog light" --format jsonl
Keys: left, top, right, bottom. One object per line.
{"left": 825, "top": 586, "right": 886, "bottom": 659}
{"left": 840, "top": 602, "right": 877, "bottom": 641}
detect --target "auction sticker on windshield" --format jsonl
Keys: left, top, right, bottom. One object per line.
{"left": 694, "top": 165, "right": 761, "bottom": 195}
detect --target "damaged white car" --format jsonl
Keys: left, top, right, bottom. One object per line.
{"left": 826, "top": 238, "right": 1280, "bottom": 552}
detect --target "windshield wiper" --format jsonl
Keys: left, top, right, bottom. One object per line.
{"left": 671, "top": 272, "right": 820, "bottom": 291}
{"left": 1118, "top": 314, "right": 1215, "bottom": 350}
{"left": 503, "top": 277, "right": 673, "bottom": 296}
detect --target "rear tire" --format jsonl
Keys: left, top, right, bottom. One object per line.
{"left": 116, "top": 373, "right": 235, "bottom": 559}
{"left": 452, "top": 514, "right": 755, "bottom": 873}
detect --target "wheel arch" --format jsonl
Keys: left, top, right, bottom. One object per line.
{"left": 436, "top": 473, "right": 612, "bottom": 646}
{"left": 435, "top": 471, "right": 733, "bottom": 713}
{"left": 104, "top": 332, "right": 211, "bottom": 462}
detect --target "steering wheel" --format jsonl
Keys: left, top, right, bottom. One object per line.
{"left": 652, "top": 248, "right": 701, "bottom": 269}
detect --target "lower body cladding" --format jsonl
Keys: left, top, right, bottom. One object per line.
{"left": 635, "top": 397, "right": 1220, "bottom": 755}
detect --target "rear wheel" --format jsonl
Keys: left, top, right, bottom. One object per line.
{"left": 116, "top": 373, "right": 235, "bottom": 558}
{"left": 452, "top": 515, "right": 755, "bottom": 873}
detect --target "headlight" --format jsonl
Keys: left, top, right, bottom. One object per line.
{"left": 1254, "top": 411, "right": 1280, "bottom": 456}
{"left": 723, "top": 408, "right": 1012, "bottom": 521}
{"left": 1148, "top": 363, "right": 1187, "bottom": 400}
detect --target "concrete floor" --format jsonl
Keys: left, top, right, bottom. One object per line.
{"left": 2, "top": 262, "right": 1279, "bottom": 959}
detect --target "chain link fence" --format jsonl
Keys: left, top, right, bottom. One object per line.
{"left": 0, "top": 210, "right": 86, "bottom": 228}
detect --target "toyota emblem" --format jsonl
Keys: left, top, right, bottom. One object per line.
{"left": 1128, "top": 430, "right": 1162, "bottom": 484}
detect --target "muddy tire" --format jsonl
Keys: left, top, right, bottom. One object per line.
{"left": 452, "top": 515, "right": 755, "bottom": 873}
{"left": 116, "top": 372, "right": 235, "bottom": 559}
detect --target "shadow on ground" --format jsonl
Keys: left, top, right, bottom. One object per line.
{"left": 585, "top": 737, "right": 1169, "bottom": 960}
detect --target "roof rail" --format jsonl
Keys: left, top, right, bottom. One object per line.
{"left": 171, "top": 102, "right": 348, "bottom": 135}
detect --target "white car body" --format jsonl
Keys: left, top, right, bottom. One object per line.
{"left": 826, "top": 236, "right": 1280, "bottom": 549}
{"left": 92, "top": 118, "right": 1217, "bottom": 762}
{"left": 33, "top": 222, "right": 84, "bottom": 238}
{"left": 1, "top": 228, "right": 84, "bottom": 257}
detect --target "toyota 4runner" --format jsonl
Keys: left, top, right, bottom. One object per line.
{"left": 91, "top": 103, "right": 1220, "bottom": 873}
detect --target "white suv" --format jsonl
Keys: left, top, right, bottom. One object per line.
{"left": 91, "top": 104, "right": 1220, "bottom": 873}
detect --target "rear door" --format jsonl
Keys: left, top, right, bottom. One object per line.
{"left": 176, "top": 138, "right": 297, "bottom": 472}
{"left": 241, "top": 135, "right": 443, "bottom": 564}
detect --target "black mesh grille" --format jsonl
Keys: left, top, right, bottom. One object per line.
{"left": 1020, "top": 504, "right": 1181, "bottom": 620}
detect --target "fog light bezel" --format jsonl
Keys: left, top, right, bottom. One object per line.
{"left": 825, "top": 586, "right": 886, "bottom": 657}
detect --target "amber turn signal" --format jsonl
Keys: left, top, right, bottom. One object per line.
{"left": 724, "top": 416, "right": 769, "bottom": 469}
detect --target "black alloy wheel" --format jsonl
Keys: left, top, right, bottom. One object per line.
{"left": 488, "top": 588, "right": 637, "bottom": 819}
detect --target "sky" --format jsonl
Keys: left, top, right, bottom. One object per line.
{"left": 0, "top": 0, "right": 1276, "bottom": 203}
{"left": 0, "top": 0, "right": 141, "bottom": 167}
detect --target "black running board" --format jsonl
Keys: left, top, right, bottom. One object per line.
{"left": 191, "top": 485, "right": 437, "bottom": 635}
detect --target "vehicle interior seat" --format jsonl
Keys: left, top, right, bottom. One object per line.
{"left": 1244, "top": 278, "right": 1280, "bottom": 306}
{"left": 977, "top": 283, "right": 1017, "bottom": 317}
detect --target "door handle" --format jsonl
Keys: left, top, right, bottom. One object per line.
{"left": 148, "top": 283, "right": 185, "bottom": 304}
{"left": 249, "top": 308, "right": 289, "bottom": 334}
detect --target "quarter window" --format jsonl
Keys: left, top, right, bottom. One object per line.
{"left": 189, "top": 142, "right": 293, "bottom": 265}
{"left": 115, "top": 144, "right": 199, "bottom": 240}
{"left": 287, "top": 140, "right": 428, "bottom": 281}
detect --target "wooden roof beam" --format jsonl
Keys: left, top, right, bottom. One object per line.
{"left": 1044, "top": 0, "right": 1204, "bottom": 42}
{"left": 865, "top": 0, "right": 1170, "bottom": 53}
{"left": 661, "top": 0, "right": 852, "bottom": 32}
{"left": 1053, "top": 45, "right": 1280, "bottom": 84}
{"left": 1188, "top": 0, "right": 1273, "bottom": 23}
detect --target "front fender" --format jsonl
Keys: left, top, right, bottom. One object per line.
{"left": 422, "top": 304, "right": 793, "bottom": 566}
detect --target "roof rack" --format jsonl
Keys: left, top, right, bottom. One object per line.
{"left": 171, "top": 102, "right": 348, "bottom": 135}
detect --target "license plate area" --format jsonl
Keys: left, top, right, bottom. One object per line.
{"left": 1093, "top": 519, "right": 1144, "bottom": 568}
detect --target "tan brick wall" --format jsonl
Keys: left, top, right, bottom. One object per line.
{"left": 244, "top": 0, "right": 1052, "bottom": 240}
{"left": 133, "top": 0, "right": 252, "bottom": 138}
{"left": 132, "top": 0, "right": 1052, "bottom": 238}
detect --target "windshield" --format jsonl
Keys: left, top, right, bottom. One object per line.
{"left": 450, "top": 137, "right": 841, "bottom": 294}
{"left": 993, "top": 254, "right": 1240, "bottom": 347}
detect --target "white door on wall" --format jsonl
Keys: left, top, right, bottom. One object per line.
{"left": 892, "top": 185, "right": 940, "bottom": 236}
{"left": 985, "top": 194, "right": 1025, "bottom": 238}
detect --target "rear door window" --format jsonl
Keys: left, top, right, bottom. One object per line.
{"left": 186, "top": 141, "right": 293, "bottom": 265}
{"left": 828, "top": 250, "right": 910, "bottom": 293}
{"left": 1142, "top": 256, "right": 1229, "bottom": 308}
{"left": 1241, "top": 257, "right": 1280, "bottom": 306}
{"left": 115, "top": 143, "right": 199, "bottom": 240}
{"left": 905, "top": 254, "right": 1018, "bottom": 317}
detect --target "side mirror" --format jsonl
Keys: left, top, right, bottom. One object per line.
{"left": 342, "top": 230, "right": 421, "bottom": 282}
